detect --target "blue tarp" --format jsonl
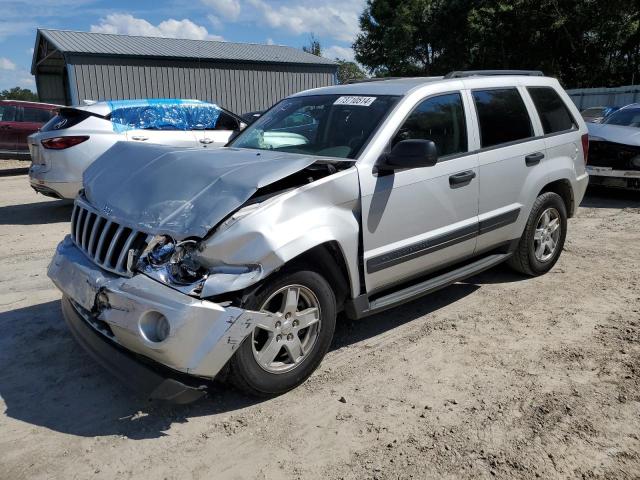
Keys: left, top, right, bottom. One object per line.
{"left": 107, "top": 99, "right": 222, "bottom": 133}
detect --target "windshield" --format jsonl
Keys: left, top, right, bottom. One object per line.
{"left": 582, "top": 108, "right": 605, "bottom": 117}
{"left": 603, "top": 108, "right": 640, "bottom": 127}
{"left": 229, "top": 94, "right": 401, "bottom": 159}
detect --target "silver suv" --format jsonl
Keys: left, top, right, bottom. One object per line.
{"left": 48, "top": 71, "right": 589, "bottom": 402}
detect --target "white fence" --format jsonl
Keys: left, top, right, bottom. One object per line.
{"left": 566, "top": 85, "right": 640, "bottom": 110}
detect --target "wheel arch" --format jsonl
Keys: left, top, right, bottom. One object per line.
{"left": 270, "top": 241, "right": 352, "bottom": 311}
{"left": 538, "top": 178, "right": 575, "bottom": 217}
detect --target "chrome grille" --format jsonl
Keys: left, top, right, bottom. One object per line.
{"left": 70, "top": 201, "right": 147, "bottom": 276}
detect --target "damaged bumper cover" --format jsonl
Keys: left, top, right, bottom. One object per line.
{"left": 48, "top": 236, "right": 276, "bottom": 401}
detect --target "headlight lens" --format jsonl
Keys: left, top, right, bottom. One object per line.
{"left": 148, "top": 235, "right": 175, "bottom": 266}
{"left": 142, "top": 236, "right": 207, "bottom": 286}
{"left": 167, "top": 241, "right": 207, "bottom": 284}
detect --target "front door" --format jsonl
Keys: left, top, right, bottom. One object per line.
{"left": 359, "top": 92, "right": 480, "bottom": 294}
{"left": 192, "top": 109, "right": 243, "bottom": 148}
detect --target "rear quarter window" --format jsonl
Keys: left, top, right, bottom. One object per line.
{"left": 527, "top": 87, "right": 576, "bottom": 134}
{"left": 41, "top": 108, "right": 92, "bottom": 132}
{"left": 472, "top": 88, "right": 533, "bottom": 148}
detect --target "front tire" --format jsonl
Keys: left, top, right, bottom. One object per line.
{"left": 229, "top": 268, "right": 337, "bottom": 396}
{"left": 507, "top": 192, "right": 567, "bottom": 276}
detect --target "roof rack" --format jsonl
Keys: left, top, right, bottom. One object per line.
{"left": 444, "top": 70, "right": 544, "bottom": 79}
{"left": 344, "top": 77, "right": 403, "bottom": 84}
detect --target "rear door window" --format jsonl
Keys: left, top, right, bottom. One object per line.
{"left": 527, "top": 87, "right": 576, "bottom": 134}
{"left": 393, "top": 92, "right": 468, "bottom": 157}
{"left": 472, "top": 88, "right": 533, "bottom": 148}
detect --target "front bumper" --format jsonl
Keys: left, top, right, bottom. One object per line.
{"left": 586, "top": 166, "right": 640, "bottom": 190}
{"left": 48, "top": 237, "right": 274, "bottom": 398}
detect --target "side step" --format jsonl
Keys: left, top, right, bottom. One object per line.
{"left": 350, "top": 252, "right": 512, "bottom": 319}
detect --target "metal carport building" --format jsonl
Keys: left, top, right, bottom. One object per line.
{"left": 30, "top": 29, "right": 337, "bottom": 114}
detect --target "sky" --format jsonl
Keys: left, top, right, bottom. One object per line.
{"left": 0, "top": 0, "right": 367, "bottom": 91}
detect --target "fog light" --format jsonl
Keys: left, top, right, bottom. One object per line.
{"left": 139, "top": 311, "right": 170, "bottom": 343}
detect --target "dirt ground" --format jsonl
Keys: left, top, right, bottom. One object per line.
{"left": 0, "top": 173, "right": 638, "bottom": 480}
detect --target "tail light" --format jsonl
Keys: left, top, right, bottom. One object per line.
{"left": 581, "top": 133, "right": 589, "bottom": 164}
{"left": 41, "top": 136, "right": 89, "bottom": 150}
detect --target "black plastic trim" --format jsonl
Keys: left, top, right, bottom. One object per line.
{"left": 61, "top": 297, "right": 207, "bottom": 404}
{"left": 478, "top": 208, "right": 521, "bottom": 235}
{"left": 366, "top": 208, "right": 521, "bottom": 274}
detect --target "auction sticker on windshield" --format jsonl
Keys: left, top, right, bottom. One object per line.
{"left": 334, "top": 96, "right": 377, "bottom": 106}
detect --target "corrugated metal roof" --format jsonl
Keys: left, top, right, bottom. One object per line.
{"left": 37, "top": 29, "right": 336, "bottom": 67}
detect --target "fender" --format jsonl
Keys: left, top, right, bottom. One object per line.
{"left": 196, "top": 167, "right": 362, "bottom": 298}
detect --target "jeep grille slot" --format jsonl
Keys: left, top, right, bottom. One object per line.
{"left": 70, "top": 201, "right": 147, "bottom": 276}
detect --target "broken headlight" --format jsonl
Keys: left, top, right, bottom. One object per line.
{"left": 166, "top": 240, "right": 207, "bottom": 285}
{"left": 142, "top": 236, "right": 207, "bottom": 287}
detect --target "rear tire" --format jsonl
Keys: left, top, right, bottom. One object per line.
{"left": 507, "top": 192, "right": 567, "bottom": 276}
{"left": 229, "top": 268, "right": 336, "bottom": 396}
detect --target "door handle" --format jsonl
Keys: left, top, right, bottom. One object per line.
{"left": 131, "top": 135, "right": 148, "bottom": 141}
{"left": 199, "top": 138, "right": 214, "bottom": 144}
{"left": 525, "top": 152, "right": 544, "bottom": 166}
{"left": 449, "top": 170, "right": 476, "bottom": 187}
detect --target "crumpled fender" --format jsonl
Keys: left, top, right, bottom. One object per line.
{"left": 196, "top": 167, "right": 362, "bottom": 298}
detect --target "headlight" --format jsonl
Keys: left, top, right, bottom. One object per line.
{"left": 148, "top": 235, "right": 175, "bottom": 266}
{"left": 167, "top": 241, "right": 207, "bottom": 285}
{"left": 141, "top": 236, "right": 207, "bottom": 287}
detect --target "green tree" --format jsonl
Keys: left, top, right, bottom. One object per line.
{"left": 354, "top": 0, "right": 640, "bottom": 88}
{"left": 302, "top": 33, "right": 322, "bottom": 56}
{"left": 336, "top": 59, "right": 367, "bottom": 84}
{"left": 0, "top": 86, "right": 38, "bottom": 101}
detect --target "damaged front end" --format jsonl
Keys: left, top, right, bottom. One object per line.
{"left": 50, "top": 142, "right": 359, "bottom": 401}
{"left": 49, "top": 236, "right": 281, "bottom": 402}
{"left": 587, "top": 123, "right": 640, "bottom": 190}
{"left": 588, "top": 139, "right": 640, "bottom": 189}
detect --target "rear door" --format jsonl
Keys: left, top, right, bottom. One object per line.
{"left": 0, "top": 103, "right": 19, "bottom": 152}
{"left": 360, "top": 91, "right": 479, "bottom": 293}
{"left": 470, "top": 87, "right": 547, "bottom": 253}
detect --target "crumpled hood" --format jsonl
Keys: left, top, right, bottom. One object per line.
{"left": 588, "top": 123, "right": 640, "bottom": 146}
{"left": 83, "top": 142, "right": 319, "bottom": 239}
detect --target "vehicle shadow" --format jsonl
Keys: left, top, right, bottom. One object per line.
{"left": 580, "top": 185, "right": 640, "bottom": 209}
{"left": 0, "top": 283, "right": 480, "bottom": 440}
{"left": 0, "top": 200, "right": 73, "bottom": 225}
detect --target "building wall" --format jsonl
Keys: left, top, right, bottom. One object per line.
{"left": 65, "top": 55, "right": 336, "bottom": 113}
{"left": 36, "top": 73, "right": 68, "bottom": 105}
{"left": 566, "top": 85, "right": 640, "bottom": 110}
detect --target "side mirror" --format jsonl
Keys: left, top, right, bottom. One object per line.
{"left": 377, "top": 139, "right": 438, "bottom": 172}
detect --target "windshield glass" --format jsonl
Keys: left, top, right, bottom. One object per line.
{"left": 582, "top": 108, "right": 605, "bottom": 117}
{"left": 603, "top": 108, "right": 640, "bottom": 127}
{"left": 229, "top": 94, "right": 401, "bottom": 159}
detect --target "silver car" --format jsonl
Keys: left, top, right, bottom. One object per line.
{"left": 587, "top": 103, "right": 640, "bottom": 190}
{"left": 48, "top": 71, "right": 589, "bottom": 402}
{"left": 28, "top": 99, "right": 244, "bottom": 199}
